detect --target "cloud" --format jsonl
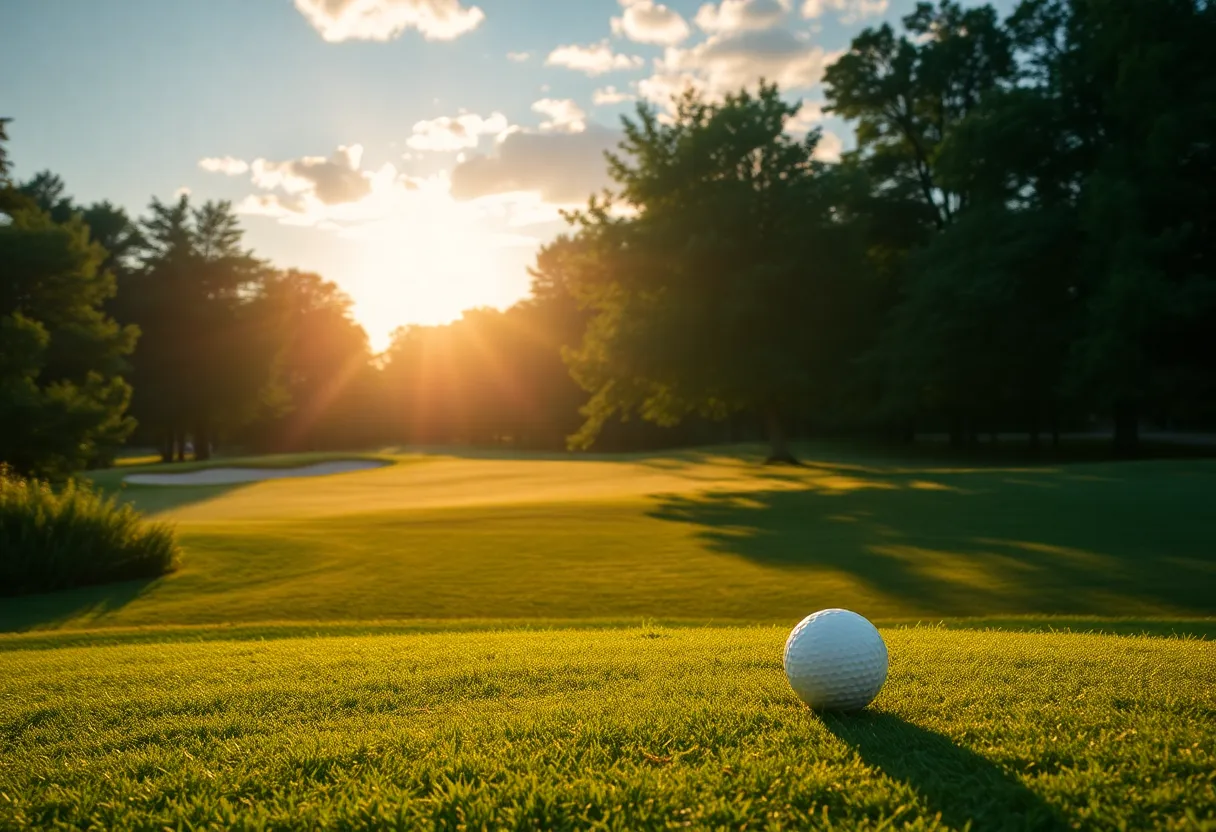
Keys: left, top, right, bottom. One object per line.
{"left": 812, "top": 129, "right": 843, "bottom": 161}
{"left": 801, "top": 0, "right": 887, "bottom": 24}
{"left": 198, "top": 156, "right": 250, "bottom": 175}
{"left": 781, "top": 103, "right": 841, "bottom": 159}
{"left": 546, "top": 41, "right": 644, "bottom": 75}
{"left": 641, "top": 26, "right": 834, "bottom": 105}
{"left": 532, "top": 99, "right": 588, "bottom": 133}
{"left": 407, "top": 112, "right": 511, "bottom": 152}
{"left": 251, "top": 145, "right": 373, "bottom": 205}
{"left": 593, "top": 85, "right": 637, "bottom": 105}
{"left": 611, "top": 0, "right": 690, "bottom": 45}
{"left": 695, "top": 0, "right": 791, "bottom": 33}
{"left": 450, "top": 126, "right": 621, "bottom": 205}
{"left": 783, "top": 100, "right": 823, "bottom": 132}
{"left": 293, "top": 0, "right": 484, "bottom": 42}
{"left": 507, "top": 51, "right": 531, "bottom": 62}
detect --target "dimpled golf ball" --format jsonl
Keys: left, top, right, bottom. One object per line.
{"left": 783, "top": 608, "right": 888, "bottom": 711}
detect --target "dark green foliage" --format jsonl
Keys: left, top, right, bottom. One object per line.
{"left": 555, "top": 85, "right": 869, "bottom": 461}
{"left": 0, "top": 466, "right": 178, "bottom": 596}
{"left": 826, "top": 0, "right": 1216, "bottom": 448}
{"left": 0, "top": 205, "right": 137, "bottom": 478}
{"left": 119, "top": 195, "right": 273, "bottom": 461}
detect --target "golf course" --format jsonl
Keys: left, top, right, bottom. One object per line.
{"left": 2, "top": 446, "right": 1213, "bottom": 828}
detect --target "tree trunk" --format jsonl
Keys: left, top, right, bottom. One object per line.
{"left": 174, "top": 429, "right": 187, "bottom": 463}
{"left": 159, "top": 431, "right": 175, "bottom": 464}
{"left": 1113, "top": 399, "right": 1139, "bottom": 456}
{"left": 193, "top": 420, "right": 212, "bottom": 461}
{"left": 949, "top": 412, "right": 964, "bottom": 448}
{"left": 764, "top": 408, "right": 800, "bottom": 465}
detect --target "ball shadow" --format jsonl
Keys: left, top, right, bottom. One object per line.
{"left": 821, "top": 710, "right": 1067, "bottom": 830}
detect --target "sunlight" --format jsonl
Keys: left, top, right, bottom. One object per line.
{"left": 344, "top": 221, "right": 505, "bottom": 352}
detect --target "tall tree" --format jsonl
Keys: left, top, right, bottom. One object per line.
{"left": 0, "top": 206, "right": 138, "bottom": 477}
{"left": 550, "top": 84, "right": 867, "bottom": 462}
{"left": 249, "top": 270, "right": 377, "bottom": 451}
{"left": 122, "top": 195, "right": 269, "bottom": 460}
{"left": 823, "top": 1, "right": 1015, "bottom": 231}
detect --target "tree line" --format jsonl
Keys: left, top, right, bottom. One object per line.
{"left": 2, "top": 0, "right": 1214, "bottom": 476}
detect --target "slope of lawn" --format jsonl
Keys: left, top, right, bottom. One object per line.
{"left": 1, "top": 625, "right": 1211, "bottom": 829}
{"left": 3, "top": 445, "right": 1215, "bottom": 631}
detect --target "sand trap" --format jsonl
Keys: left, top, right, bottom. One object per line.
{"left": 124, "top": 459, "right": 387, "bottom": 486}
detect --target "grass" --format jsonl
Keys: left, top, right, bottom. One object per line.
{"left": 0, "top": 625, "right": 1211, "bottom": 829}
{"left": 0, "top": 467, "right": 179, "bottom": 596}
{"left": 2, "top": 444, "right": 1213, "bottom": 828}
{"left": 3, "top": 444, "right": 1213, "bottom": 631}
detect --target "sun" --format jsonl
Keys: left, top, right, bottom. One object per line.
{"left": 345, "top": 223, "right": 509, "bottom": 352}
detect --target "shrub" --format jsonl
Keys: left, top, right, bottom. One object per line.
{"left": 0, "top": 465, "right": 179, "bottom": 596}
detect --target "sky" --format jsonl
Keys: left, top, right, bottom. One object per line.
{"left": 2, "top": 0, "right": 1014, "bottom": 351}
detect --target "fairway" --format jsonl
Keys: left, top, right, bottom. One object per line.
{"left": 4, "top": 447, "right": 1215, "bottom": 632}
{"left": 1, "top": 625, "right": 1212, "bottom": 829}
{"left": 4, "top": 447, "right": 1214, "bottom": 829}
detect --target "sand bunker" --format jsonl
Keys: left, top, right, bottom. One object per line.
{"left": 124, "top": 459, "right": 387, "bottom": 486}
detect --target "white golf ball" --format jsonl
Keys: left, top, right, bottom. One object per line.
{"left": 783, "top": 608, "right": 888, "bottom": 711}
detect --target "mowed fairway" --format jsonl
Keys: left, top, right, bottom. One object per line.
{"left": 1, "top": 626, "right": 1212, "bottom": 829}
{"left": 4, "top": 446, "right": 1216, "bottom": 631}
{"left": 2, "top": 447, "right": 1214, "bottom": 829}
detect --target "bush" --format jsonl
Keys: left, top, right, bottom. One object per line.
{"left": 0, "top": 466, "right": 179, "bottom": 596}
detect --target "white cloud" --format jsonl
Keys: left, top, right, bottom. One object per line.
{"left": 546, "top": 41, "right": 644, "bottom": 76}
{"left": 532, "top": 99, "right": 588, "bottom": 133}
{"left": 812, "top": 129, "right": 843, "bottom": 161}
{"left": 450, "top": 126, "right": 620, "bottom": 205}
{"left": 198, "top": 156, "right": 250, "bottom": 175}
{"left": 407, "top": 111, "right": 511, "bottom": 152}
{"left": 641, "top": 27, "right": 835, "bottom": 105}
{"left": 507, "top": 51, "right": 531, "bottom": 62}
{"left": 593, "top": 85, "right": 637, "bottom": 105}
{"left": 783, "top": 100, "right": 823, "bottom": 133}
{"left": 174, "top": 186, "right": 192, "bottom": 198}
{"left": 293, "top": 0, "right": 484, "bottom": 42}
{"left": 611, "top": 0, "right": 690, "bottom": 46}
{"left": 801, "top": 0, "right": 887, "bottom": 24}
{"left": 243, "top": 145, "right": 381, "bottom": 219}
{"left": 695, "top": 0, "right": 791, "bottom": 33}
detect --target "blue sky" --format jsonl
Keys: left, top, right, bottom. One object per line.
{"left": 2, "top": 0, "right": 1014, "bottom": 349}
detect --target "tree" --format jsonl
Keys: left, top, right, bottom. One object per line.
{"left": 0, "top": 118, "right": 11, "bottom": 187}
{"left": 19, "top": 171, "right": 76, "bottom": 224}
{"left": 121, "top": 195, "right": 270, "bottom": 461}
{"left": 551, "top": 84, "right": 867, "bottom": 463}
{"left": 248, "top": 270, "right": 378, "bottom": 451}
{"left": 823, "top": 1, "right": 1015, "bottom": 231}
{"left": 0, "top": 206, "right": 137, "bottom": 477}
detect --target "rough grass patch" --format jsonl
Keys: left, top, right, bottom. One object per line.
{"left": 0, "top": 466, "right": 179, "bottom": 596}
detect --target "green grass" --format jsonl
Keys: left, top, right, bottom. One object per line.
{"left": 1, "top": 625, "right": 1211, "bottom": 829}
{"left": 2, "top": 445, "right": 1213, "bottom": 828}
{"left": 0, "top": 468, "right": 179, "bottom": 596}
{"left": 3, "top": 444, "right": 1213, "bottom": 631}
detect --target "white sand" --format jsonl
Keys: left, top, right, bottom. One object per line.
{"left": 124, "top": 459, "right": 387, "bottom": 486}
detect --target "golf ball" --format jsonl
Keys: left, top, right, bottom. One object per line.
{"left": 783, "top": 608, "right": 888, "bottom": 711}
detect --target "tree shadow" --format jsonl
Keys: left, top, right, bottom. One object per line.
{"left": 647, "top": 460, "right": 1216, "bottom": 617}
{"left": 0, "top": 578, "right": 159, "bottom": 633}
{"left": 822, "top": 711, "right": 1066, "bottom": 830}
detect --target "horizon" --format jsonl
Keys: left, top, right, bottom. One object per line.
{"left": 2, "top": 0, "right": 1013, "bottom": 350}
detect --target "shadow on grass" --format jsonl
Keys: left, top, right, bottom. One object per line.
{"left": 0, "top": 578, "right": 160, "bottom": 633}
{"left": 649, "top": 459, "right": 1216, "bottom": 618}
{"left": 823, "top": 711, "right": 1066, "bottom": 830}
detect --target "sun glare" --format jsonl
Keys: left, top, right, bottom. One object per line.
{"left": 346, "top": 222, "right": 511, "bottom": 352}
